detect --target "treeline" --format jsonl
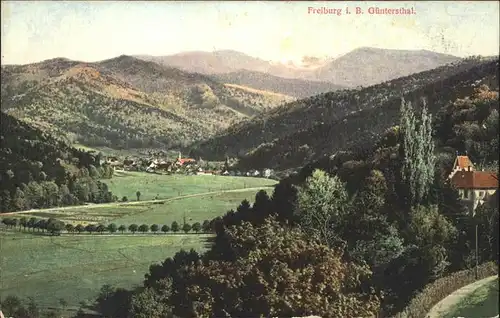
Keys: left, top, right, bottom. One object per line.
{"left": 1, "top": 217, "right": 216, "bottom": 235}
{"left": 0, "top": 111, "right": 116, "bottom": 212}
{"left": 89, "top": 97, "right": 499, "bottom": 318}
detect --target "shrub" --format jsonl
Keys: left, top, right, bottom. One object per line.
{"left": 393, "top": 261, "right": 498, "bottom": 318}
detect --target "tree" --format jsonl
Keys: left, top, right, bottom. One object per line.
{"left": 129, "top": 279, "right": 174, "bottom": 318}
{"left": 295, "top": 169, "right": 350, "bottom": 248}
{"left": 86, "top": 224, "right": 96, "bottom": 234}
{"left": 27, "top": 217, "right": 37, "bottom": 232}
{"left": 139, "top": 224, "right": 149, "bottom": 234}
{"left": 171, "top": 221, "right": 179, "bottom": 233}
{"left": 166, "top": 217, "right": 380, "bottom": 317}
{"left": 75, "top": 224, "right": 85, "bottom": 234}
{"left": 122, "top": 196, "right": 128, "bottom": 202}
{"left": 11, "top": 187, "right": 26, "bottom": 211}
{"left": 19, "top": 217, "right": 28, "bottom": 230}
{"left": 35, "top": 219, "right": 45, "bottom": 232}
{"left": 136, "top": 191, "right": 141, "bottom": 201}
{"left": 161, "top": 224, "right": 170, "bottom": 234}
{"left": 95, "top": 284, "right": 133, "bottom": 318}
{"left": 107, "top": 223, "right": 118, "bottom": 234}
{"left": 96, "top": 224, "right": 107, "bottom": 234}
{"left": 129, "top": 224, "right": 139, "bottom": 234}
{"left": 0, "top": 295, "right": 29, "bottom": 318}
{"left": 150, "top": 224, "right": 159, "bottom": 234}
{"left": 46, "top": 218, "right": 64, "bottom": 235}
{"left": 202, "top": 220, "right": 211, "bottom": 233}
{"left": 65, "top": 223, "right": 75, "bottom": 233}
{"left": 59, "top": 298, "right": 68, "bottom": 312}
{"left": 182, "top": 223, "right": 191, "bottom": 233}
{"left": 191, "top": 222, "right": 201, "bottom": 233}
{"left": 400, "top": 98, "right": 436, "bottom": 207}
{"left": 118, "top": 225, "right": 126, "bottom": 233}
{"left": 383, "top": 204, "right": 458, "bottom": 309}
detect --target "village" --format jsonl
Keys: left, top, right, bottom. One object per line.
{"left": 101, "top": 151, "right": 275, "bottom": 179}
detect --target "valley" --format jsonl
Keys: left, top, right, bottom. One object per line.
{"left": 0, "top": 172, "right": 275, "bottom": 312}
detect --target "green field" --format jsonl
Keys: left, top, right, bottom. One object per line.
{"left": 105, "top": 171, "right": 276, "bottom": 201}
{"left": 445, "top": 278, "right": 499, "bottom": 318}
{"left": 21, "top": 189, "right": 268, "bottom": 225}
{"left": 0, "top": 231, "right": 211, "bottom": 311}
{"left": 1, "top": 173, "right": 277, "bottom": 311}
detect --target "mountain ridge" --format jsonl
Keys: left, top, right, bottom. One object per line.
{"left": 1, "top": 55, "right": 293, "bottom": 150}
{"left": 135, "top": 47, "right": 462, "bottom": 87}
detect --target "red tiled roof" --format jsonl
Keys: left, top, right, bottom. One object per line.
{"left": 455, "top": 156, "right": 474, "bottom": 169}
{"left": 451, "top": 171, "right": 498, "bottom": 189}
{"left": 178, "top": 158, "right": 196, "bottom": 164}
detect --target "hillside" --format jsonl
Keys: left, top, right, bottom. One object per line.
{"left": 213, "top": 70, "right": 343, "bottom": 98}
{"left": 137, "top": 48, "right": 461, "bottom": 87}
{"left": 190, "top": 57, "right": 499, "bottom": 171}
{"left": 0, "top": 56, "right": 288, "bottom": 150}
{"left": 0, "top": 111, "right": 115, "bottom": 212}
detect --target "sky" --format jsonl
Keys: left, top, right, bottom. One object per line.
{"left": 1, "top": 1, "right": 499, "bottom": 65}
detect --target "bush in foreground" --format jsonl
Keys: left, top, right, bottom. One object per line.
{"left": 141, "top": 217, "right": 381, "bottom": 317}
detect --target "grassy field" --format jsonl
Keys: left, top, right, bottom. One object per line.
{"left": 105, "top": 171, "right": 277, "bottom": 201}
{"left": 445, "top": 278, "right": 499, "bottom": 318}
{"left": 20, "top": 189, "right": 268, "bottom": 226}
{"left": 1, "top": 173, "right": 276, "bottom": 311}
{"left": 0, "top": 231, "right": 211, "bottom": 311}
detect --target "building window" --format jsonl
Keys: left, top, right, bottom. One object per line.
{"left": 479, "top": 191, "right": 484, "bottom": 197}
{"left": 464, "top": 189, "right": 470, "bottom": 199}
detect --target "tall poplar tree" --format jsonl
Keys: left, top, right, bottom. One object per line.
{"left": 400, "top": 98, "right": 436, "bottom": 206}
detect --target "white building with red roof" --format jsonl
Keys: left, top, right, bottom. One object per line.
{"left": 449, "top": 154, "right": 498, "bottom": 213}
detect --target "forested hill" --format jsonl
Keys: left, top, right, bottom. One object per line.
{"left": 0, "top": 111, "right": 116, "bottom": 213}
{"left": 190, "top": 57, "right": 498, "bottom": 171}
{"left": 0, "top": 55, "right": 291, "bottom": 150}
{"left": 212, "top": 70, "right": 344, "bottom": 98}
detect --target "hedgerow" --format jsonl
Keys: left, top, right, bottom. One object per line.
{"left": 393, "top": 261, "right": 498, "bottom": 318}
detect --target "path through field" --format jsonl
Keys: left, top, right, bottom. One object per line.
{"left": 1, "top": 186, "right": 274, "bottom": 216}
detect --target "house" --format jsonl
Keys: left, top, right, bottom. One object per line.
{"left": 263, "top": 168, "right": 272, "bottom": 178}
{"left": 449, "top": 155, "right": 498, "bottom": 213}
{"left": 175, "top": 152, "right": 196, "bottom": 166}
{"left": 448, "top": 155, "right": 474, "bottom": 179}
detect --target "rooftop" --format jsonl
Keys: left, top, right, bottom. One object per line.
{"left": 451, "top": 170, "right": 498, "bottom": 189}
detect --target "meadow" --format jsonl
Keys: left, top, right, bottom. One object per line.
{"left": 104, "top": 171, "right": 277, "bottom": 201}
{"left": 0, "top": 231, "right": 211, "bottom": 311}
{"left": 21, "top": 189, "right": 269, "bottom": 226}
{"left": 0, "top": 173, "right": 277, "bottom": 311}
